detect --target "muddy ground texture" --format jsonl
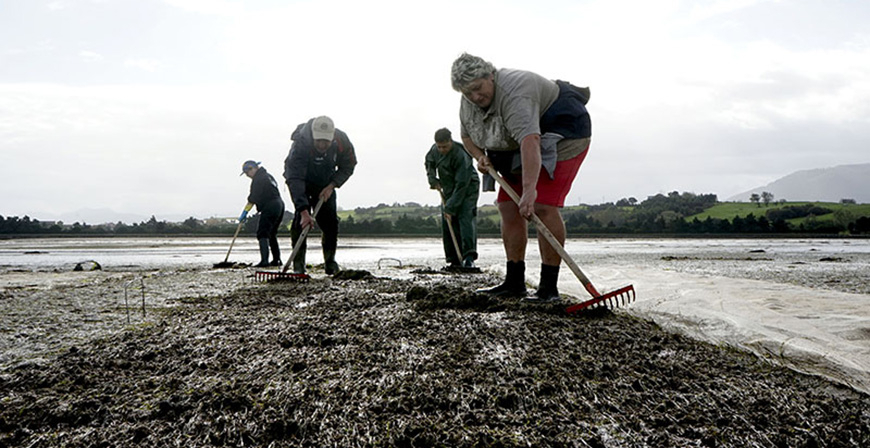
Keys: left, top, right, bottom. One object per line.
{"left": 1, "top": 267, "right": 869, "bottom": 447}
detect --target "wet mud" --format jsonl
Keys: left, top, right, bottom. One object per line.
{"left": 212, "top": 261, "right": 250, "bottom": 269}
{"left": 1, "top": 269, "right": 869, "bottom": 447}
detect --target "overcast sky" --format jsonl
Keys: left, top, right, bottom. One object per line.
{"left": 2, "top": 0, "right": 869, "bottom": 223}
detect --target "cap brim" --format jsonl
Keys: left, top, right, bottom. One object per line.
{"left": 312, "top": 132, "right": 334, "bottom": 141}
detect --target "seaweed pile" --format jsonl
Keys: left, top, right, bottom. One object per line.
{"left": 1, "top": 272, "right": 868, "bottom": 447}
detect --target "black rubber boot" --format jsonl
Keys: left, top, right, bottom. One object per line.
{"left": 269, "top": 238, "right": 282, "bottom": 266}
{"left": 525, "top": 264, "right": 561, "bottom": 303}
{"left": 292, "top": 239, "right": 306, "bottom": 274}
{"left": 476, "top": 260, "right": 526, "bottom": 297}
{"left": 255, "top": 238, "right": 270, "bottom": 268}
{"left": 323, "top": 248, "right": 340, "bottom": 275}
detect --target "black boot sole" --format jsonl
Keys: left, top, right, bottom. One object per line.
{"left": 523, "top": 291, "right": 561, "bottom": 303}
{"left": 475, "top": 285, "right": 528, "bottom": 298}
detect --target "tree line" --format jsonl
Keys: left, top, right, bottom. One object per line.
{"left": 561, "top": 192, "right": 870, "bottom": 235}
{"left": 3, "top": 192, "right": 869, "bottom": 236}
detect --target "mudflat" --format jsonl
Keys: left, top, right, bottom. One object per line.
{"left": 1, "top": 267, "right": 868, "bottom": 447}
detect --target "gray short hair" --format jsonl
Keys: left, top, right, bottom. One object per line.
{"left": 451, "top": 53, "right": 496, "bottom": 91}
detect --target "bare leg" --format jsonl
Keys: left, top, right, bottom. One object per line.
{"left": 475, "top": 200, "right": 529, "bottom": 297}
{"left": 534, "top": 203, "right": 565, "bottom": 266}
{"left": 498, "top": 201, "right": 527, "bottom": 262}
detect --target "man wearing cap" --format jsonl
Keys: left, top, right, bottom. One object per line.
{"left": 240, "top": 160, "right": 286, "bottom": 267}
{"left": 425, "top": 127, "right": 479, "bottom": 268}
{"left": 450, "top": 53, "right": 592, "bottom": 302}
{"left": 283, "top": 116, "right": 357, "bottom": 275}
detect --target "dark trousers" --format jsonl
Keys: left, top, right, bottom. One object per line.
{"left": 290, "top": 192, "right": 338, "bottom": 258}
{"left": 256, "top": 200, "right": 285, "bottom": 260}
{"left": 441, "top": 195, "right": 478, "bottom": 264}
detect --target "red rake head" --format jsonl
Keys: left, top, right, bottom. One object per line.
{"left": 565, "top": 284, "right": 636, "bottom": 314}
{"left": 254, "top": 271, "right": 310, "bottom": 283}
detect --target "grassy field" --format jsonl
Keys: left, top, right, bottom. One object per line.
{"left": 334, "top": 201, "right": 869, "bottom": 230}
{"left": 688, "top": 201, "right": 870, "bottom": 224}
{"left": 337, "top": 204, "right": 504, "bottom": 225}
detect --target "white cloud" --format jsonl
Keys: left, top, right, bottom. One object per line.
{"left": 161, "top": 0, "right": 245, "bottom": 16}
{"left": 46, "top": 1, "right": 66, "bottom": 12}
{"left": 79, "top": 50, "right": 103, "bottom": 61}
{"left": 686, "top": 0, "right": 781, "bottom": 23}
{"left": 2, "top": 0, "right": 870, "bottom": 221}
{"left": 124, "top": 58, "right": 165, "bottom": 72}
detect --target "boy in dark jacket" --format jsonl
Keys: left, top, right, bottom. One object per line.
{"left": 283, "top": 116, "right": 357, "bottom": 275}
{"left": 240, "top": 160, "right": 286, "bottom": 267}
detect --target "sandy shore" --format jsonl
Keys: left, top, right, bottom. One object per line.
{"left": 1, "top": 265, "right": 868, "bottom": 447}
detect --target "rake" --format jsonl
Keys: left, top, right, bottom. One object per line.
{"left": 438, "top": 188, "right": 482, "bottom": 274}
{"left": 484, "top": 165, "right": 635, "bottom": 313}
{"left": 213, "top": 220, "right": 244, "bottom": 269}
{"left": 254, "top": 198, "right": 324, "bottom": 282}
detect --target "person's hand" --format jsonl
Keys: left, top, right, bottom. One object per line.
{"left": 430, "top": 181, "right": 441, "bottom": 191}
{"left": 518, "top": 189, "right": 537, "bottom": 220}
{"left": 319, "top": 184, "right": 336, "bottom": 202}
{"left": 300, "top": 209, "right": 315, "bottom": 230}
{"left": 443, "top": 212, "right": 453, "bottom": 222}
{"left": 238, "top": 210, "right": 248, "bottom": 222}
{"left": 477, "top": 155, "right": 492, "bottom": 174}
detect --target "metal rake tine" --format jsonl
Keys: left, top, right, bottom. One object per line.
{"left": 565, "top": 284, "right": 636, "bottom": 314}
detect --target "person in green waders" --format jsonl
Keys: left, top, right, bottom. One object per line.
{"left": 240, "top": 160, "right": 285, "bottom": 267}
{"left": 425, "top": 127, "right": 480, "bottom": 268}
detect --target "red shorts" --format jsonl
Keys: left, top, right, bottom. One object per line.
{"left": 496, "top": 148, "right": 588, "bottom": 207}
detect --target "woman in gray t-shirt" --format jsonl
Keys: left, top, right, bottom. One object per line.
{"left": 451, "top": 52, "right": 592, "bottom": 303}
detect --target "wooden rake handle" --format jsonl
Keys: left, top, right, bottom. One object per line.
{"left": 280, "top": 198, "right": 325, "bottom": 274}
{"left": 438, "top": 188, "right": 463, "bottom": 262}
{"left": 223, "top": 220, "right": 244, "bottom": 263}
{"left": 484, "top": 165, "right": 602, "bottom": 298}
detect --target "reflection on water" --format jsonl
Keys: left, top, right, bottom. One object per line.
{"left": 2, "top": 236, "right": 869, "bottom": 272}
{"left": 0, "top": 237, "right": 504, "bottom": 271}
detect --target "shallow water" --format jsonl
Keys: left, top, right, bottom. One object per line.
{"left": 3, "top": 235, "right": 867, "bottom": 272}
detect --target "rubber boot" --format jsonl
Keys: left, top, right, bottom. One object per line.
{"left": 255, "top": 238, "right": 270, "bottom": 267}
{"left": 525, "top": 264, "right": 561, "bottom": 303}
{"left": 475, "top": 260, "right": 526, "bottom": 297}
{"left": 292, "top": 240, "right": 306, "bottom": 274}
{"left": 269, "top": 238, "right": 282, "bottom": 266}
{"left": 323, "top": 248, "right": 340, "bottom": 275}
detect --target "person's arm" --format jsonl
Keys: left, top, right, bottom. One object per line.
{"left": 518, "top": 133, "right": 541, "bottom": 219}
{"left": 329, "top": 132, "right": 357, "bottom": 189}
{"left": 319, "top": 183, "right": 336, "bottom": 202}
{"left": 299, "top": 208, "right": 315, "bottom": 230}
{"left": 461, "top": 135, "right": 490, "bottom": 173}
{"left": 444, "top": 148, "right": 474, "bottom": 215}
{"left": 424, "top": 148, "right": 440, "bottom": 189}
{"left": 284, "top": 145, "right": 310, "bottom": 213}
{"left": 239, "top": 202, "right": 253, "bottom": 222}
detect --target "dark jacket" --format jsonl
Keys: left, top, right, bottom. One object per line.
{"left": 283, "top": 118, "right": 357, "bottom": 213}
{"left": 247, "top": 167, "right": 284, "bottom": 214}
{"left": 425, "top": 141, "right": 479, "bottom": 215}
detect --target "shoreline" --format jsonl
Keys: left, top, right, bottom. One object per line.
{"left": 4, "top": 233, "right": 870, "bottom": 240}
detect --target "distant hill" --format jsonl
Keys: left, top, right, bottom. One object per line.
{"left": 727, "top": 163, "right": 870, "bottom": 203}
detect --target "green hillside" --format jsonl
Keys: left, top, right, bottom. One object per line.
{"left": 689, "top": 201, "right": 870, "bottom": 224}
{"left": 337, "top": 204, "right": 501, "bottom": 223}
